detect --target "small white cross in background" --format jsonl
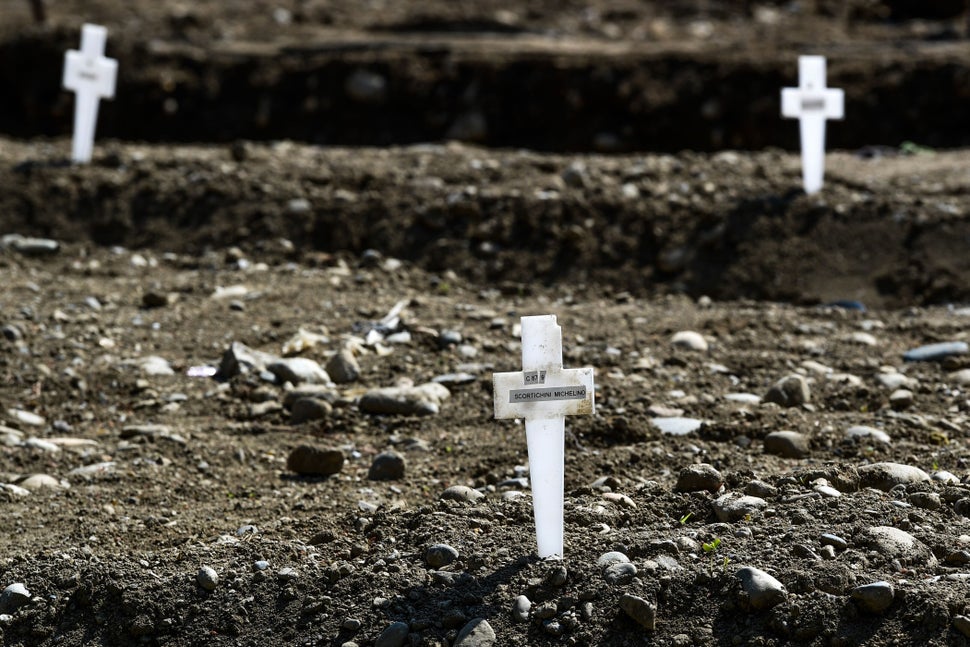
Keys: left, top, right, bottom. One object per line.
{"left": 63, "top": 24, "right": 118, "bottom": 163}
{"left": 493, "top": 315, "right": 595, "bottom": 559}
{"left": 781, "top": 55, "right": 844, "bottom": 195}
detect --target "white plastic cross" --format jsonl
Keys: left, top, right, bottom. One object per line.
{"left": 493, "top": 315, "right": 595, "bottom": 558}
{"left": 63, "top": 24, "right": 117, "bottom": 163}
{"left": 781, "top": 55, "right": 844, "bottom": 195}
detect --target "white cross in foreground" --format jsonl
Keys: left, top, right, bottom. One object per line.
{"left": 493, "top": 315, "right": 595, "bottom": 559}
{"left": 781, "top": 55, "right": 844, "bottom": 195}
{"left": 63, "top": 24, "right": 118, "bottom": 164}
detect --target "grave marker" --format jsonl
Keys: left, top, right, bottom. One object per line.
{"left": 493, "top": 315, "right": 595, "bottom": 558}
{"left": 63, "top": 23, "right": 117, "bottom": 163}
{"left": 781, "top": 55, "right": 843, "bottom": 194}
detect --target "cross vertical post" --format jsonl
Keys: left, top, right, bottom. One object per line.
{"left": 781, "top": 55, "right": 844, "bottom": 194}
{"left": 493, "top": 315, "right": 595, "bottom": 558}
{"left": 63, "top": 24, "right": 118, "bottom": 163}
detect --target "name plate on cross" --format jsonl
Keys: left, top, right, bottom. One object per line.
{"left": 492, "top": 314, "right": 595, "bottom": 558}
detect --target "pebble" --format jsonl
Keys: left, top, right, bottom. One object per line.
{"left": 908, "top": 491, "right": 941, "bottom": 510}
{"left": 18, "top": 474, "right": 65, "bottom": 491}
{"left": 713, "top": 493, "right": 766, "bottom": 522}
{"left": 278, "top": 567, "right": 299, "bottom": 582}
{"left": 0, "top": 583, "right": 30, "bottom": 613}
{"left": 845, "top": 425, "right": 891, "bottom": 444}
{"left": 511, "top": 595, "right": 531, "bottom": 622}
{"left": 820, "top": 532, "right": 848, "bottom": 551}
{"left": 763, "top": 431, "right": 810, "bottom": 458}
{"left": 671, "top": 330, "right": 708, "bottom": 352}
{"left": 282, "top": 385, "right": 337, "bottom": 409}
{"left": 619, "top": 594, "right": 656, "bottom": 630}
{"left": 603, "top": 562, "right": 638, "bottom": 584}
{"left": 597, "top": 551, "right": 631, "bottom": 568}
{"left": 888, "top": 389, "right": 914, "bottom": 410}
{"left": 217, "top": 342, "right": 283, "bottom": 378}
{"left": 862, "top": 526, "right": 937, "bottom": 566}
{"left": 851, "top": 581, "right": 894, "bottom": 613}
{"left": 453, "top": 618, "right": 496, "bottom": 647}
{"left": 432, "top": 372, "right": 477, "bottom": 387}
{"left": 196, "top": 566, "right": 219, "bottom": 591}
{"left": 290, "top": 397, "right": 333, "bottom": 424}
{"left": 325, "top": 349, "right": 360, "bottom": 383}
{"left": 903, "top": 341, "right": 968, "bottom": 362}
{"left": 858, "top": 462, "right": 930, "bottom": 491}
{"left": 954, "top": 615, "right": 970, "bottom": 638}
{"left": 129, "top": 355, "right": 175, "bottom": 376}
{"left": 368, "top": 451, "right": 406, "bottom": 481}
{"left": 439, "top": 330, "right": 463, "bottom": 348}
{"left": 652, "top": 417, "right": 702, "bottom": 436}
{"left": 675, "top": 464, "right": 723, "bottom": 492}
{"left": 849, "top": 332, "right": 878, "bottom": 346}
{"left": 7, "top": 408, "right": 45, "bottom": 427}
{"left": 736, "top": 567, "right": 787, "bottom": 610}
{"left": 764, "top": 374, "right": 811, "bottom": 407}
{"left": 745, "top": 480, "right": 778, "bottom": 498}
{"left": 358, "top": 383, "right": 450, "bottom": 416}
{"left": 425, "top": 544, "right": 459, "bottom": 568}
{"left": 441, "top": 485, "right": 485, "bottom": 503}
{"left": 876, "top": 372, "right": 915, "bottom": 390}
{"left": 374, "top": 621, "right": 409, "bottom": 647}
{"left": 949, "top": 369, "right": 970, "bottom": 385}
{"left": 1, "top": 234, "right": 59, "bottom": 255}
{"left": 725, "top": 392, "right": 761, "bottom": 404}
{"left": 267, "top": 358, "right": 331, "bottom": 385}
{"left": 286, "top": 445, "right": 344, "bottom": 476}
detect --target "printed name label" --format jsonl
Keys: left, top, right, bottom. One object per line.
{"left": 801, "top": 98, "right": 825, "bottom": 111}
{"left": 509, "top": 386, "right": 587, "bottom": 403}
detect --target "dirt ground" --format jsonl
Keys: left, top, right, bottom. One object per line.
{"left": 5, "top": 2, "right": 970, "bottom": 647}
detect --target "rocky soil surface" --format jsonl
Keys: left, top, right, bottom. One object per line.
{"left": 5, "top": 1, "right": 970, "bottom": 646}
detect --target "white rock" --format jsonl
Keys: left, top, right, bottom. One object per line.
{"left": 845, "top": 425, "right": 891, "bottom": 444}
{"left": 863, "top": 526, "right": 936, "bottom": 567}
{"left": 671, "top": 330, "right": 708, "bottom": 352}
{"left": 266, "top": 358, "right": 332, "bottom": 385}
{"left": 18, "top": 474, "right": 67, "bottom": 491}
{"left": 651, "top": 417, "right": 702, "bottom": 436}
{"left": 6, "top": 409, "right": 45, "bottom": 427}
{"left": 736, "top": 567, "right": 787, "bottom": 610}
{"left": 713, "top": 493, "right": 766, "bottom": 522}
{"left": 858, "top": 462, "right": 929, "bottom": 491}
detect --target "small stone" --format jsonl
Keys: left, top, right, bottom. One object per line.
{"left": 619, "top": 594, "right": 656, "bottom": 630}
{"left": 851, "top": 581, "right": 894, "bottom": 613}
{"left": 671, "top": 330, "right": 708, "bottom": 352}
{"left": 862, "top": 526, "right": 936, "bottom": 566}
{"left": 903, "top": 341, "right": 968, "bottom": 362}
{"left": 441, "top": 485, "right": 485, "bottom": 503}
{"left": 736, "top": 567, "right": 787, "bottom": 611}
{"left": 845, "top": 425, "right": 891, "bottom": 444}
{"left": 277, "top": 567, "right": 299, "bottom": 582}
{"left": 888, "top": 387, "right": 914, "bottom": 410}
{"left": 141, "top": 290, "right": 171, "bottom": 308}
{"left": 290, "top": 397, "right": 333, "bottom": 424}
{"left": 652, "top": 417, "right": 702, "bottom": 436}
{"left": 287, "top": 445, "right": 344, "bottom": 476}
{"left": 946, "top": 550, "right": 970, "bottom": 565}
{"left": 7, "top": 409, "right": 44, "bottom": 427}
{"left": 425, "top": 544, "right": 459, "bottom": 568}
{"left": 17, "top": 474, "right": 64, "bottom": 491}
{"left": 603, "top": 562, "right": 638, "bottom": 585}
{"left": 374, "top": 621, "right": 409, "bottom": 647}
{"left": 358, "top": 383, "right": 450, "bottom": 416}
{"left": 949, "top": 369, "right": 970, "bottom": 385}
{"left": 596, "top": 552, "right": 631, "bottom": 568}
{"left": 675, "top": 464, "right": 723, "bottom": 492}
{"left": 0, "top": 583, "right": 30, "bottom": 613}
{"left": 713, "top": 493, "right": 766, "bottom": 522}
{"left": 764, "top": 374, "right": 811, "bottom": 407}
{"left": 439, "top": 330, "right": 463, "bottom": 348}
{"left": 197, "top": 566, "right": 218, "bottom": 591}
{"left": 763, "top": 431, "right": 810, "bottom": 458}
{"left": 908, "top": 491, "right": 941, "bottom": 510}
{"left": 267, "top": 358, "right": 331, "bottom": 385}
{"left": 1, "top": 234, "right": 59, "bottom": 256}
{"left": 954, "top": 615, "right": 970, "bottom": 638}
{"left": 511, "top": 595, "right": 531, "bottom": 623}
{"left": 368, "top": 451, "right": 406, "bottom": 481}
{"left": 453, "top": 618, "right": 496, "bottom": 647}
{"left": 858, "top": 463, "right": 930, "bottom": 491}
{"left": 326, "top": 349, "right": 360, "bottom": 384}
{"left": 534, "top": 601, "right": 557, "bottom": 619}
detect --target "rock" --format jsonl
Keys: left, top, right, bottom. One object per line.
{"left": 345, "top": 69, "right": 387, "bottom": 104}
{"left": 325, "top": 349, "right": 360, "bottom": 383}
{"left": 596, "top": 551, "right": 631, "bottom": 568}
{"left": 671, "top": 330, "right": 708, "bottom": 352}
{"left": 1, "top": 234, "right": 59, "bottom": 255}
{"left": 0, "top": 583, "right": 30, "bottom": 613}
{"left": 358, "top": 383, "right": 450, "bottom": 416}
{"left": 290, "top": 397, "right": 333, "bottom": 424}
{"left": 374, "top": 621, "right": 409, "bottom": 647}
{"left": 197, "top": 566, "right": 219, "bottom": 591}
{"left": 603, "top": 562, "right": 638, "bottom": 584}
{"left": 820, "top": 533, "right": 848, "bottom": 551}
{"left": 282, "top": 385, "right": 337, "bottom": 409}
{"left": 7, "top": 408, "right": 44, "bottom": 427}
{"left": 368, "top": 451, "right": 406, "bottom": 481}
{"left": 954, "top": 615, "right": 970, "bottom": 638}
{"left": 619, "top": 594, "right": 656, "bottom": 630}
{"left": 725, "top": 392, "right": 761, "bottom": 404}
{"left": 17, "top": 474, "right": 65, "bottom": 491}
{"left": 511, "top": 595, "right": 531, "bottom": 622}
{"left": 764, "top": 374, "right": 810, "bottom": 407}
{"left": 845, "top": 425, "right": 891, "bottom": 444}
{"left": 858, "top": 463, "right": 930, "bottom": 491}
{"left": 861, "top": 526, "right": 937, "bottom": 566}
{"left": 876, "top": 372, "right": 916, "bottom": 390}
{"left": 903, "top": 341, "right": 968, "bottom": 362}
{"left": 908, "top": 491, "right": 941, "bottom": 510}
{"left": 763, "top": 431, "right": 810, "bottom": 458}
{"left": 425, "top": 544, "right": 459, "bottom": 568}
{"left": 440, "top": 485, "right": 484, "bottom": 503}
{"left": 125, "top": 355, "right": 175, "bottom": 376}
{"left": 949, "top": 369, "right": 970, "bottom": 385}
{"left": 652, "top": 417, "right": 702, "bottom": 436}
{"left": 141, "top": 290, "right": 171, "bottom": 308}
{"left": 217, "top": 342, "right": 280, "bottom": 378}
{"left": 439, "top": 330, "right": 463, "bottom": 347}
{"left": 287, "top": 445, "right": 344, "bottom": 476}
{"left": 454, "top": 618, "right": 496, "bottom": 647}
{"left": 745, "top": 480, "right": 778, "bottom": 498}
{"left": 736, "top": 567, "right": 787, "bottom": 610}
{"left": 267, "top": 358, "right": 331, "bottom": 385}
{"left": 675, "top": 464, "right": 723, "bottom": 492}
{"left": 713, "top": 493, "right": 766, "bottom": 522}
{"left": 432, "top": 372, "right": 478, "bottom": 387}
{"left": 851, "top": 581, "right": 894, "bottom": 613}
{"left": 889, "top": 389, "right": 914, "bottom": 410}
